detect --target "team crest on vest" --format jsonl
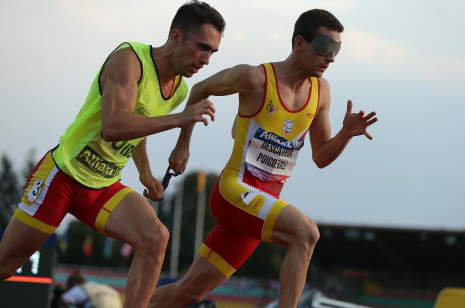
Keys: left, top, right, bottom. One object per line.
{"left": 283, "top": 119, "right": 294, "bottom": 135}
{"left": 266, "top": 100, "right": 279, "bottom": 115}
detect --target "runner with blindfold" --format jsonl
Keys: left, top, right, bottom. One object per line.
{"left": 149, "top": 9, "right": 378, "bottom": 308}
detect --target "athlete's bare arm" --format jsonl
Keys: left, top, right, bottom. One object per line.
{"left": 131, "top": 138, "right": 164, "bottom": 202}
{"left": 309, "top": 78, "right": 377, "bottom": 168}
{"left": 169, "top": 64, "right": 265, "bottom": 173}
{"left": 100, "top": 49, "right": 215, "bottom": 142}
{"left": 187, "top": 64, "right": 265, "bottom": 113}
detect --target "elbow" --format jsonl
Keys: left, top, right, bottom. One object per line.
{"left": 190, "top": 83, "right": 207, "bottom": 101}
{"left": 313, "top": 156, "right": 328, "bottom": 169}
{"left": 102, "top": 126, "right": 118, "bottom": 142}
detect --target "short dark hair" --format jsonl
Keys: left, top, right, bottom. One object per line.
{"left": 66, "top": 270, "right": 86, "bottom": 290}
{"left": 292, "top": 9, "right": 344, "bottom": 49}
{"left": 170, "top": 0, "right": 226, "bottom": 41}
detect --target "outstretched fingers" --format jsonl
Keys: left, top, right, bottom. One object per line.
{"left": 363, "top": 111, "right": 377, "bottom": 121}
{"left": 363, "top": 113, "right": 377, "bottom": 140}
{"left": 364, "top": 131, "right": 373, "bottom": 140}
{"left": 363, "top": 112, "right": 377, "bottom": 139}
{"left": 366, "top": 117, "right": 378, "bottom": 126}
{"left": 346, "top": 100, "right": 353, "bottom": 114}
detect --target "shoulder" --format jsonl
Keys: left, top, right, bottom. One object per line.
{"left": 317, "top": 77, "right": 330, "bottom": 97}
{"left": 318, "top": 77, "right": 330, "bottom": 90}
{"left": 106, "top": 48, "right": 140, "bottom": 70}
{"left": 229, "top": 64, "right": 265, "bottom": 90}
{"left": 317, "top": 77, "right": 331, "bottom": 110}
{"left": 103, "top": 48, "right": 141, "bottom": 83}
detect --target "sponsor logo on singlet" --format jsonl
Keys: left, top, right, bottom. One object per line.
{"left": 134, "top": 107, "right": 150, "bottom": 116}
{"left": 77, "top": 146, "right": 123, "bottom": 178}
{"left": 266, "top": 100, "right": 279, "bottom": 115}
{"left": 245, "top": 128, "right": 304, "bottom": 183}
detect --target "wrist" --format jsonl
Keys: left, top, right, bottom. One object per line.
{"left": 341, "top": 126, "right": 352, "bottom": 139}
{"left": 139, "top": 168, "right": 152, "bottom": 179}
{"left": 176, "top": 137, "right": 190, "bottom": 149}
{"left": 175, "top": 112, "right": 184, "bottom": 128}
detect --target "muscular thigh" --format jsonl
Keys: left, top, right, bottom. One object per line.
{"left": 70, "top": 182, "right": 133, "bottom": 235}
{"left": 200, "top": 174, "right": 290, "bottom": 277}
{"left": 16, "top": 151, "right": 74, "bottom": 234}
{"left": 211, "top": 174, "right": 288, "bottom": 243}
{"left": 104, "top": 191, "right": 160, "bottom": 246}
{"left": 16, "top": 149, "right": 135, "bottom": 235}
{"left": 270, "top": 204, "right": 318, "bottom": 247}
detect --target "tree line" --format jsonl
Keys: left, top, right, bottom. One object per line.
{"left": 0, "top": 151, "right": 36, "bottom": 228}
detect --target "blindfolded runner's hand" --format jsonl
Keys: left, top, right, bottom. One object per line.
{"left": 343, "top": 100, "right": 378, "bottom": 140}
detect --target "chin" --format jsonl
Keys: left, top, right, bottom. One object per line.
{"left": 181, "top": 70, "right": 194, "bottom": 78}
{"left": 313, "top": 70, "right": 325, "bottom": 78}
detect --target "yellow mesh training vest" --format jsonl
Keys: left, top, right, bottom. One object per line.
{"left": 52, "top": 42, "right": 187, "bottom": 189}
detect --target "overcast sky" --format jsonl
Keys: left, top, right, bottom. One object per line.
{"left": 1, "top": 0, "right": 464, "bottom": 234}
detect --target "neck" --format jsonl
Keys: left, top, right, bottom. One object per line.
{"left": 273, "top": 53, "right": 312, "bottom": 87}
{"left": 151, "top": 44, "right": 178, "bottom": 84}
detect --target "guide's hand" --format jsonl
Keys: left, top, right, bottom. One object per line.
{"left": 343, "top": 100, "right": 378, "bottom": 140}
{"left": 140, "top": 173, "right": 164, "bottom": 202}
{"left": 169, "top": 144, "right": 189, "bottom": 175}
{"left": 179, "top": 99, "right": 216, "bottom": 127}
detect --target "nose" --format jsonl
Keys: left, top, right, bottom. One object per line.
{"left": 326, "top": 53, "right": 336, "bottom": 63}
{"left": 200, "top": 51, "right": 211, "bottom": 65}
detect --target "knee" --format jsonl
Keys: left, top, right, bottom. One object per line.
{"left": 294, "top": 218, "right": 320, "bottom": 249}
{"left": 137, "top": 223, "right": 170, "bottom": 256}
{"left": 154, "top": 224, "right": 170, "bottom": 247}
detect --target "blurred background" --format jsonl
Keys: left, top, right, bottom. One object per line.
{"left": 0, "top": 0, "right": 464, "bottom": 307}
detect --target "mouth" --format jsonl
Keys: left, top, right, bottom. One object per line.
{"left": 318, "top": 65, "right": 328, "bottom": 72}
{"left": 191, "top": 65, "right": 203, "bottom": 73}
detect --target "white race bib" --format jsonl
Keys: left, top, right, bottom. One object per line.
{"left": 245, "top": 128, "right": 304, "bottom": 183}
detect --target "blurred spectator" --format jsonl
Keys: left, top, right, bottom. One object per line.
{"left": 59, "top": 271, "right": 122, "bottom": 308}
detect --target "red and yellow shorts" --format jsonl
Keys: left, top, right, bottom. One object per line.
{"left": 200, "top": 173, "right": 288, "bottom": 277}
{"left": 16, "top": 150, "right": 133, "bottom": 235}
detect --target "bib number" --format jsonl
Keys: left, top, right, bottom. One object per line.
{"left": 26, "top": 178, "right": 44, "bottom": 203}
{"left": 244, "top": 128, "right": 302, "bottom": 183}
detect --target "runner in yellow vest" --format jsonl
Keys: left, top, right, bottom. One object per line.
{"left": 0, "top": 2, "right": 225, "bottom": 308}
{"left": 149, "top": 9, "right": 377, "bottom": 308}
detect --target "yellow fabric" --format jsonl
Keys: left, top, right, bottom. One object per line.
{"left": 219, "top": 62, "right": 319, "bottom": 241}
{"left": 262, "top": 200, "right": 288, "bottom": 243}
{"left": 52, "top": 42, "right": 188, "bottom": 189}
{"left": 252, "top": 63, "right": 319, "bottom": 142}
{"left": 199, "top": 244, "right": 235, "bottom": 277}
{"left": 21, "top": 152, "right": 56, "bottom": 206}
{"left": 95, "top": 187, "right": 134, "bottom": 235}
{"left": 222, "top": 62, "right": 319, "bottom": 187}
{"left": 14, "top": 208, "right": 56, "bottom": 234}
{"left": 434, "top": 288, "right": 465, "bottom": 308}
